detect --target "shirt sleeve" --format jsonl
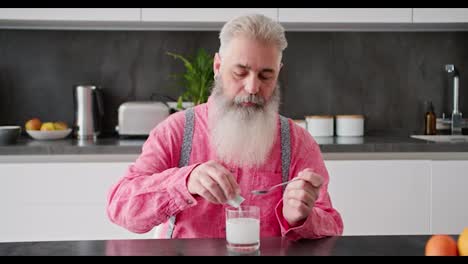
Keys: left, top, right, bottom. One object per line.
{"left": 274, "top": 119, "right": 344, "bottom": 240}
{"left": 106, "top": 111, "right": 200, "bottom": 234}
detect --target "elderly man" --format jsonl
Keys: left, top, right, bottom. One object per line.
{"left": 107, "top": 14, "right": 343, "bottom": 240}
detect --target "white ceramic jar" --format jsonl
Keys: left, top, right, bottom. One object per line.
{"left": 335, "top": 115, "right": 364, "bottom": 137}
{"left": 305, "top": 115, "right": 334, "bottom": 137}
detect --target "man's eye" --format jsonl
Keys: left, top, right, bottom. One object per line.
{"left": 259, "top": 75, "right": 272, "bottom": 81}
{"left": 234, "top": 72, "right": 246, "bottom": 77}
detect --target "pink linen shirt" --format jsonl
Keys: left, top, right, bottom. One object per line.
{"left": 107, "top": 96, "right": 343, "bottom": 240}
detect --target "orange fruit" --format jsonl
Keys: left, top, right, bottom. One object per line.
{"left": 425, "top": 234, "right": 458, "bottom": 256}
{"left": 25, "top": 118, "right": 42, "bottom": 131}
{"left": 458, "top": 227, "right": 468, "bottom": 256}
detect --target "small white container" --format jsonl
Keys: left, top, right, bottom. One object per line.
{"left": 305, "top": 115, "right": 334, "bottom": 137}
{"left": 336, "top": 115, "right": 364, "bottom": 137}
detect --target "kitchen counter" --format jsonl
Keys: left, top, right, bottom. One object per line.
{"left": 2, "top": 136, "right": 468, "bottom": 157}
{"left": 0, "top": 137, "right": 146, "bottom": 156}
{"left": 0, "top": 235, "right": 437, "bottom": 256}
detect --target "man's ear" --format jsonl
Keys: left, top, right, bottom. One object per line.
{"left": 277, "top": 62, "right": 284, "bottom": 76}
{"left": 213, "top": 53, "right": 222, "bottom": 78}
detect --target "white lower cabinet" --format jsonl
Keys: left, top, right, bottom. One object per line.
{"left": 0, "top": 162, "right": 154, "bottom": 242}
{"left": 431, "top": 161, "right": 468, "bottom": 234}
{"left": 2, "top": 158, "right": 467, "bottom": 241}
{"left": 325, "top": 160, "right": 431, "bottom": 235}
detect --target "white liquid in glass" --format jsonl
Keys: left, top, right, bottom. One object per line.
{"left": 226, "top": 218, "right": 260, "bottom": 245}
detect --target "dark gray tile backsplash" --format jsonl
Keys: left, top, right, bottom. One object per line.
{"left": 0, "top": 29, "right": 467, "bottom": 136}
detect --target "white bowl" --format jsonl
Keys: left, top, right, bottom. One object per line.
{"left": 26, "top": 128, "right": 72, "bottom": 140}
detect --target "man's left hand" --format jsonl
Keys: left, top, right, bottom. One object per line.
{"left": 282, "top": 169, "right": 323, "bottom": 226}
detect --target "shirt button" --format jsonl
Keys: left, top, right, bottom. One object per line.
{"left": 187, "top": 200, "right": 193, "bottom": 204}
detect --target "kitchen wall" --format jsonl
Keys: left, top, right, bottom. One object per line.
{"left": 0, "top": 29, "right": 467, "bottom": 136}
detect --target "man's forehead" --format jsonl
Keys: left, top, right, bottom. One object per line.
{"left": 223, "top": 37, "right": 280, "bottom": 59}
{"left": 234, "top": 63, "right": 275, "bottom": 73}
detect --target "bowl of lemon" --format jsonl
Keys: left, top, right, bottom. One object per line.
{"left": 25, "top": 118, "right": 72, "bottom": 140}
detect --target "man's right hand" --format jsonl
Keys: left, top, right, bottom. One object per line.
{"left": 187, "top": 160, "right": 240, "bottom": 204}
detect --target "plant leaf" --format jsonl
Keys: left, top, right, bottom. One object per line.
{"left": 167, "top": 52, "right": 194, "bottom": 72}
{"left": 167, "top": 49, "right": 214, "bottom": 105}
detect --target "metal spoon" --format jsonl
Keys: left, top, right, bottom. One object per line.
{"left": 251, "top": 178, "right": 301, "bottom": 195}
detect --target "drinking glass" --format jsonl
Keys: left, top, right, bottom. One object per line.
{"left": 225, "top": 205, "right": 260, "bottom": 253}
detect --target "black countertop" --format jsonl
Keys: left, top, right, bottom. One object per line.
{"left": 1, "top": 136, "right": 468, "bottom": 156}
{"left": 0, "top": 235, "right": 438, "bottom": 256}
{"left": 0, "top": 137, "right": 146, "bottom": 155}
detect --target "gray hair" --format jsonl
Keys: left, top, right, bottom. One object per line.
{"left": 219, "top": 14, "right": 288, "bottom": 59}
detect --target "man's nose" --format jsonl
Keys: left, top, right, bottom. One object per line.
{"left": 244, "top": 76, "right": 260, "bottom": 95}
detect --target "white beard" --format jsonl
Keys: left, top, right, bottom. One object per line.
{"left": 208, "top": 79, "right": 280, "bottom": 168}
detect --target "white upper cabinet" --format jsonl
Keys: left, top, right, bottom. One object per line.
{"left": 141, "top": 8, "right": 277, "bottom": 23}
{"left": 1, "top": 8, "right": 468, "bottom": 30}
{"left": 0, "top": 8, "right": 141, "bottom": 21}
{"left": 278, "top": 8, "right": 412, "bottom": 23}
{"left": 413, "top": 8, "right": 468, "bottom": 23}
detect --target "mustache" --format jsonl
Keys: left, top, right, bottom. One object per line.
{"left": 233, "top": 94, "right": 265, "bottom": 106}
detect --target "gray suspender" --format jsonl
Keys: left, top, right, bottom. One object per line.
{"left": 167, "top": 110, "right": 290, "bottom": 238}
{"left": 279, "top": 115, "right": 291, "bottom": 190}
{"left": 178, "top": 108, "right": 195, "bottom": 168}
{"left": 166, "top": 108, "right": 195, "bottom": 238}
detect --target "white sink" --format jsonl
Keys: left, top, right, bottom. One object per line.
{"left": 411, "top": 135, "right": 468, "bottom": 142}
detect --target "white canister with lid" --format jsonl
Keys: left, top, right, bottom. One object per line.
{"left": 305, "top": 115, "right": 334, "bottom": 137}
{"left": 335, "top": 115, "right": 364, "bottom": 137}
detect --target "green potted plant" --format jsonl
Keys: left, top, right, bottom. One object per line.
{"left": 167, "top": 48, "right": 214, "bottom": 110}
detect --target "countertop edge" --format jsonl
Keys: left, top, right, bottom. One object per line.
{"left": 0, "top": 154, "right": 140, "bottom": 163}
{"left": 1, "top": 152, "right": 468, "bottom": 163}
{"left": 2, "top": 137, "right": 468, "bottom": 161}
{"left": 323, "top": 152, "right": 468, "bottom": 160}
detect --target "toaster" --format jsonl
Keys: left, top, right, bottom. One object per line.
{"left": 116, "top": 101, "right": 170, "bottom": 137}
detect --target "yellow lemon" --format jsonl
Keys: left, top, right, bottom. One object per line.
{"left": 458, "top": 227, "right": 468, "bottom": 256}
{"left": 40, "top": 122, "right": 55, "bottom": 131}
{"left": 54, "top": 122, "right": 68, "bottom": 130}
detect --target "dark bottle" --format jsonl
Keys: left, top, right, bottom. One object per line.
{"left": 424, "top": 101, "right": 436, "bottom": 135}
